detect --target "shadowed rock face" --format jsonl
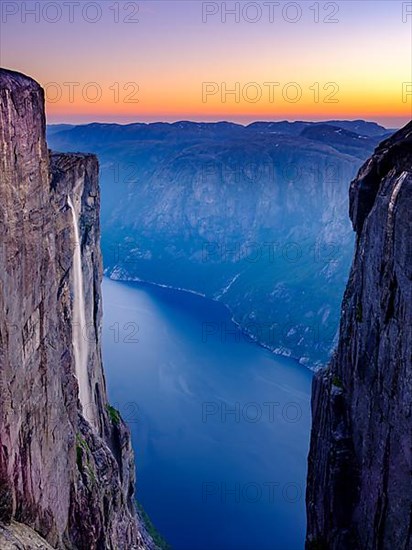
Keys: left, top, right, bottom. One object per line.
{"left": 0, "top": 69, "right": 155, "bottom": 549}
{"left": 306, "top": 121, "right": 412, "bottom": 549}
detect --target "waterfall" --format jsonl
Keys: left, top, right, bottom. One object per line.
{"left": 67, "top": 195, "right": 94, "bottom": 426}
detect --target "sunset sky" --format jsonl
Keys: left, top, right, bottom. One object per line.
{"left": 1, "top": 0, "right": 411, "bottom": 127}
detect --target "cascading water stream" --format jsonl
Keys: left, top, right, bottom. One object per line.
{"left": 67, "top": 195, "right": 94, "bottom": 426}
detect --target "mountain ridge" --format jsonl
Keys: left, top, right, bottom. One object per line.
{"left": 48, "top": 118, "right": 392, "bottom": 367}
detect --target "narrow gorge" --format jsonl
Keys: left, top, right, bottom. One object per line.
{"left": 1, "top": 67, "right": 410, "bottom": 550}
{"left": 0, "top": 69, "right": 155, "bottom": 549}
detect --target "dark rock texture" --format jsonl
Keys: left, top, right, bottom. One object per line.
{"left": 306, "top": 121, "right": 412, "bottom": 549}
{"left": 0, "top": 69, "right": 155, "bottom": 549}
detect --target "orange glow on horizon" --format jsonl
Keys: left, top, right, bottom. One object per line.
{"left": 4, "top": 0, "right": 407, "bottom": 129}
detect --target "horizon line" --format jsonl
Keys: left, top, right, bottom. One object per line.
{"left": 47, "top": 117, "right": 403, "bottom": 130}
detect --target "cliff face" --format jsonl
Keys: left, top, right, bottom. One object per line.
{"left": 0, "top": 69, "right": 154, "bottom": 548}
{"left": 306, "top": 122, "right": 412, "bottom": 549}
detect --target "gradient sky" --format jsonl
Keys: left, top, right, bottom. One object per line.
{"left": 1, "top": 0, "right": 411, "bottom": 126}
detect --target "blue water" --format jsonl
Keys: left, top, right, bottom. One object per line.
{"left": 102, "top": 277, "right": 312, "bottom": 550}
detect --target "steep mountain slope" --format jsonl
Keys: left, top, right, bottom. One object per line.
{"left": 306, "top": 121, "right": 412, "bottom": 549}
{"left": 48, "top": 120, "right": 391, "bottom": 367}
{"left": 0, "top": 69, "right": 155, "bottom": 549}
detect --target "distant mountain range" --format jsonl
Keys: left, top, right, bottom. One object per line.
{"left": 48, "top": 119, "right": 393, "bottom": 138}
{"left": 48, "top": 119, "right": 393, "bottom": 367}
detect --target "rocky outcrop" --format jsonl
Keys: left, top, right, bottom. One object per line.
{"left": 0, "top": 69, "right": 155, "bottom": 548}
{"left": 0, "top": 520, "right": 55, "bottom": 549}
{"left": 306, "top": 122, "right": 412, "bottom": 549}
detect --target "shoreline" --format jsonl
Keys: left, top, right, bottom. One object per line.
{"left": 105, "top": 270, "right": 319, "bottom": 374}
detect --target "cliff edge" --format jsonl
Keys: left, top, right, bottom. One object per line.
{"left": 306, "top": 121, "right": 412, "bottom": 549}
{"left": 0, "top": 68, "right": 155, "bottom": 549}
